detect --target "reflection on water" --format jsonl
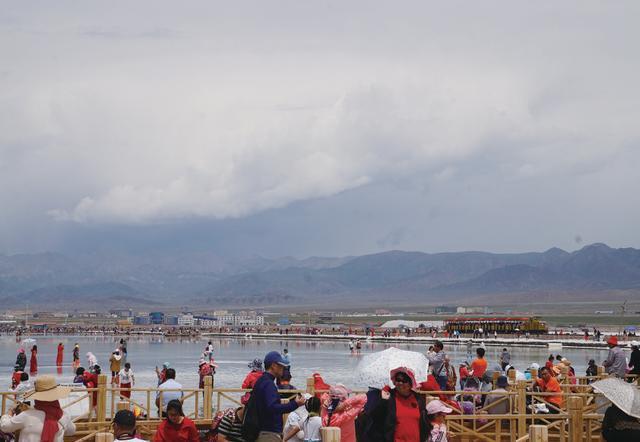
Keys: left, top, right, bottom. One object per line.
{"left": 1, "top": 335, "right": 618, "bottom": 390}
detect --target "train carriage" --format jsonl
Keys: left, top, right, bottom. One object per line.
{"left": 444, "top": 316, "right": 548, "bottom": 335}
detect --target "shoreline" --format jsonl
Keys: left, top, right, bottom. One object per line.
{"left": 200, "top": 332, "right": 620, "bottom": 350}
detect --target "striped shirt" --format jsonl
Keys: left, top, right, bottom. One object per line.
{"left": 218, "top": 413, "right": 244, "bottom": 442}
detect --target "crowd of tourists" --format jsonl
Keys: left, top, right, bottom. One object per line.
{"left": 2, "top": 335, "right": 640, "bottom": 441}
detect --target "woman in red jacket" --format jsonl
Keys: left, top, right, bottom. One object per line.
{"left": 29, "top": 345, "right": 38, "bottom": 374}
{"left": 154, "top": 400, "right": 199, "bottom": 442}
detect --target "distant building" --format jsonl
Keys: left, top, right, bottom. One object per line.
{"left": 164, "top": 315, "right": 178, "bottom": 325}
{"left": 178, "top": 313, "right": 195, "bottom": 326}
{"left": 456, "top": 306, "right": 490, "bottom": 314}
{"left": 435, "top": 306, "right": 457, "bottom": 314}
{"left": 149, "top": 312, "right": 165, "bottom": 324}
{"left": 133, "top": 316, "right": 150, "bottom": 325}
{"left": 110, "top": 309, "right": 134, "bottom": 318}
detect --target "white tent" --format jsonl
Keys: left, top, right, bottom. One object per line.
{"left": 380, "top": 320, "right": 444, "bottom": 329}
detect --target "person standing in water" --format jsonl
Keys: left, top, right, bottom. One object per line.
{"left": 29, "top": 345, "right": 38, "bottom": 374}
{"left": 15, "top": 349, "right": 27, "bottom": 372}
{"left": 72, "top": 343, "right": 80, "bottom": 368}
{"left": 56, "top": 342, "right": 64, "bottom": 366}
{"left": 206, "top": 341, "right": 214, "bottom": 362}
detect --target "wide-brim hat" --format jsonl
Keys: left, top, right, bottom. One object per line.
{"left": 592, "top": 378, "right": 640, "bottom": 419}
{"left": 390, "top": 366, "right": 418, "bottom": 388}
{"left": 25, "top": 375, "right": 71, "bottom": 401}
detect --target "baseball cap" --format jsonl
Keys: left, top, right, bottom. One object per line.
{"left": 264, "top": 351, "right": 289, "bottom": 367}
{"left": 426, "top": 399, "right": 453, "bottom": 415}
{"left": 113, "top": 409, "right": 136, "bottom": 427}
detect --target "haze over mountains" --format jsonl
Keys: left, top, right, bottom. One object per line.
{"left": 1, "top": 243, "right": 639, "bottom": 309}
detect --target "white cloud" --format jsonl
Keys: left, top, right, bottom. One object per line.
{"left": 0, "top": 1, "right": 639, "bottom": 247}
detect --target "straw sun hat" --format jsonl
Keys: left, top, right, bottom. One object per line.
{"left": 25, "top": 375, "right": 71, "bottom": 402}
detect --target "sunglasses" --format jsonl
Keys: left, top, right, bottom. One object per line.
{"left": 394, "top": 377, "right": 411, "bottom": 384}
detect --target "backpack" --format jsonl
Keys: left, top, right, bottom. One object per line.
{"left": 241, "top": 376, "right": 263, "bottom": 442}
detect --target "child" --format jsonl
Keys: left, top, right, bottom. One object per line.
{"left": 119, "top": 362, "right": 135, "bottom": 399}
{"left": 426, "top": 400, "right": 453, "bottom": 442}
{"left": 300, "top": 397, "right": 322, "bottom": 442}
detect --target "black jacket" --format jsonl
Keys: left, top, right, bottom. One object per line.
{"left": 370, "top": 390, "right": 428, "bottom": 442}
{"left": 629, "top": 349, "right": 640, "bottom": 374}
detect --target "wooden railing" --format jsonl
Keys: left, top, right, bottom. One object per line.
{"left": 1, "top": 371, "right": 636, "bottom": 441}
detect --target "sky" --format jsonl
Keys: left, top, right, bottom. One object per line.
{"left": 1, "top": 1, "right": 639, "bottom": 258}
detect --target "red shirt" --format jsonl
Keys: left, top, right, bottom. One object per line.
{"left": 394, "top": 394, "right": 421, "bottom": 442}
{"left": 153, "top": 417, "right": 199, "bottom": 442}
{"left": 459, "top": 366, "right": 469, "bottom": 379}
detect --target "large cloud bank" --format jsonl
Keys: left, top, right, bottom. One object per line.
{"left": 0, "top": 1, "right": 639, "bottom": 250}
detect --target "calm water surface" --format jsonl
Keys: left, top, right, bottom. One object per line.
{"left": 2, "top": 335, "right": 619, "bottom": 391}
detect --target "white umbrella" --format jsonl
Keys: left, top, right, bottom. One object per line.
{"left": 592, "top": 378, "right": 640, "bottom": 419}
{"left": 354, "top": 347, "right": 429, "bottom": 388}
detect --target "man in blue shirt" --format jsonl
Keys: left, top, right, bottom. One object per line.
{"left": 253, "top": 351, "right": 305, "bottom": 441}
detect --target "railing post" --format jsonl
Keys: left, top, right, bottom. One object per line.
{"left": 492, "top": 371, "right": 499, "bottom": 388}
{"left": 529, "top": 424, "right": 548, "bottom": 442}
{"left": 306, "top": 377, "right": 315, "bottom": 396}
{"left": 516, "top": 380, "right": 527, "bottom": 438}
{"left": 568, "top": 396, "right": 584, "bottom": 442}
{"left": 97, "top": 374, "right": 108, "bottom": 422}
{"left": 117, "top": 401, "right": 129, "bottom": 411}
{"left": 597, "top": 366, "right": 605, "bottom": 379}
{"left": 508, "top": 368, "right": 516, "bottom": 384}
{"left": 530, "top": 368, "right": 538, "bottom": 382}
{"left": 204, "top": 376, "right": 212, "bottom": 419}
{"left": 96, "top": 433, "right": 114, "bottom": 442}
{"left": 320, "top": 427, "right": 341, "bottom": 442}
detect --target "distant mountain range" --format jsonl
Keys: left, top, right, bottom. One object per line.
{"left": 1, "top": 243, "right": 639, "bottom": 308}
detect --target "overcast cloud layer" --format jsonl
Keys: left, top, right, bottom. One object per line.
{"left": 1, "top": 1, "right": 639, "bottom": 256}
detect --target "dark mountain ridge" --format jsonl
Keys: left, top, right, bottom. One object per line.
{"left": 1, "top": 243, "right": 639, "bottom": 307}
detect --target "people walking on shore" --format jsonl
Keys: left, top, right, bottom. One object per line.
{"left": 56, "top": 343, "right": 64, "bottom": 367}
{"left": 603, "top": 336, "right": 627, "bottom": 378}
{"left": 29, "top": 345, "right": 38, "bottom": 374}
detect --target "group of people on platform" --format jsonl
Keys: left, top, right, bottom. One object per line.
{"left": 3, "top": 335, "right": 640, "bottom": 442}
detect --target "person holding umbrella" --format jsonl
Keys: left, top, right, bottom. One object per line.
{"left": 374, "top": 367, "right": 428, "bottom": 442}
{"left": 592, "top": 378, "right": 640, "bottom": 440}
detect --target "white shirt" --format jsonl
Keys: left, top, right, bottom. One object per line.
{"left": 300, "top": 415, "right": 322, "bottom": 442}
{"left": 284, "top": 406, "right": 308, "bottom": 442}
{"left": 0, "top": 409, "right": 76, "bottom": 442}
{"left": 115, "top": 438, "right": 147, "bottom": 442}
{"left": 12, "top": 382, "right": 33, "bottom": 402}
{"left": 157, "top": 379, "right": 183, "bottom": 410}
{"left": 119, "top": 368, "right": 134, "bottom": 384}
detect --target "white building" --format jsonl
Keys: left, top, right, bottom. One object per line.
{"left": 178, "top": 313, "right": 195, "bottom": 326}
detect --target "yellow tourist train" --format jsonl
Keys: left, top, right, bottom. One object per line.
{"left": 444, "top": 316, "right": 548, "bottom": 335}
